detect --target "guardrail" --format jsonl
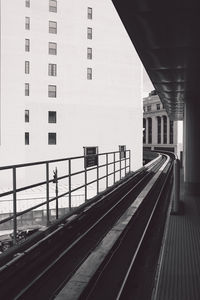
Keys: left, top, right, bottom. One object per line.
{"left": 0, "top": 150, "right": 131, "bottom": 244}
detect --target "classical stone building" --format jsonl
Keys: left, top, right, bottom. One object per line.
{"left": 143, "top": 91, "right": 179, "bottom": 153}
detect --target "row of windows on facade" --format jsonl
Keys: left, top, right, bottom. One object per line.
{"left": 26, "top": 0, "right": 93, "bottom": 19}
{"left": 143, "top": 103, "right": 162, "bottom": 112}
{"left": 143, "top": 117, "right": 174, "bottom": 144}
{"left": 26, "top": 0, "right": 57, "bottom": 13}
{"left": 25, "top": 110, "right": 56, "bottom": 123}
{"left": 25, "top": 132, "right": 56, "bottom": 145}
{"left": 25, "top": 18, "right": 57, "bottom": 33}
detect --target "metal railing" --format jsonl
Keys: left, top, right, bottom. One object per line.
{"left": 0, "top": 150, "right": 131, "bottom": 244}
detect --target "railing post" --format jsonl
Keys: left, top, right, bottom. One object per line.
{"left": 120, "top": 152, "right": 122, "bottom": 180}
{"left": 172, "top": 159, "right": 180, "bottom": 214}
{"left": 129, "top": 150, "right": 131, "bottom": 173}
{"left": 85, "top": 168, "right": 87, "bottom": 201}
{"left": 125, "top": 151, "right": 127, "bottom": 176}
{"left": 106, "top": 153, "right": 108, "bottom": 189}
{"left": 113, "top": 152, "right": 116, "bottom": 184}
{"left": 68, "top": 159, "right": 72, "bottom": 211}
{"left": 53, "top": 167, "right": 58, "bottom": 220}
{"left": 12, "top": 167, "right": 17, "bottom": 245}
{"left": 46, "top": 162, "right": 50, "bottom": 225}
{"left": 97, "top": 163, "right": 99, "bottom": 194}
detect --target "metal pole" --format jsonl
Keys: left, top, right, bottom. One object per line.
{"left": 106, "top": 153, "right": 108, "bottom": 189}
{"left": 54, "top": 168, "right": 58, "bottom": 220}
{"left": 97, "top": 164, "right": 99, "bottom": 194}
{"left": 68, "top": 159, "right": 72, "bottom": 211}
{"left": 85, "top": 168, "right": 87, "bottom": 201}
{"left": 13, "top": 167, "right": 17, "bottom": 245}
{"left": 172, "top": 159, "right": 180, "bottom": 214}
{"left": 125, "top": 151, "right": 127, "bottom": 176}
{"left": 46, "top": 162, "right": 50, "bottom": 225}
{"left": 120, "top": 152, "right": 122, "bottom": 180}
{"left": 129, "top": 150, "right": 131, "bottom": 173}
{"left": 113, "top": 153, "right": 116, "bottom": 184}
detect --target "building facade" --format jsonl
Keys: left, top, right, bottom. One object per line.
{"left": 143, "top": 91, "right": 179, "bottom": 153}
{"left": 0, "top": 0, "right": 143, "bottom": 187}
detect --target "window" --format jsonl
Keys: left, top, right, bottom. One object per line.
{"left": 87, "top": 68, "right": 92, "bottom": 80}
{"left": 148, "top": 118, "right": 152, "bottom": 144}
{"left": 48, "top": 132, "right": 56, "bottom": 145}
{"left": 163, "top": 116, "right": 167, "bottom": 144}
{"left": 87, "top": 47, "right": 92, "bottom": 59}
{"left": 143, "top": 106, "right": 146, "bottom": 112}
{"left": 49, "top": 0, "right": 57, "bottom": 12}
{"left": 147, "top": 105, "right": 151, "bottom": 112}
{"left": 25, "top": 0, "right": 30, "bottom": 7}
{"left": 143, "top": 119, "right": 146, "bottom": 144}
{"left": 49, "top": 42, "right": 57, "bottom": 55}
{"left": 25, "top": 132, "right": 29, "bottom": 145}
{"left": 49, "top": 21, "right": 57, "bottom": 34}
{"left": 87, "top": 27, "right": 92, "bottom": 39}
{"left": 25, "top": 17, "right": 30, "bottom": 30}
{"left": 48, "top": 111, "right": 56, "bottom": 123}
{"left": 48, "top": 85, "right": 56, "bottom": 97}
{"left": 48, "top": 64, "right": 57, "bottom": 76}
{"left": 157, "top": 117, "right": 161, "bottom": 144}
{"left": 156, "top": 104, "right": 160, "bottom": 110}
{"left": 25, "top": 110, "right": 29, "bottom": 122}
{"left": 88, "top": 7, "right": 92, "bottom": 19}
{"left": 25, "top": 39, "right": 30, "bottom": 52}
{"left": 25, "top": 61, "right": 30, "bottom": 74}
{"left": 170, "top": 120, "right": 174, "bottom": 144}
{"left": 25, "top": 83, "right": 29, "bottom": 96}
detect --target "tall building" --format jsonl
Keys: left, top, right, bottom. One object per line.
{"left": 0, "top": 0, "right": 143, "bottom": 187}
{"left": 143, "top": 91, "right": 181, "bottom": 155}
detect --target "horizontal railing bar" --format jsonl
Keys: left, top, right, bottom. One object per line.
{"left": 0, "top": 151, "right": 128, "bottom": 171}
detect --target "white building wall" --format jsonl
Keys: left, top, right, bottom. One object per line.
{"left": 0, "top": 0, "right": 142, "bottom": 188}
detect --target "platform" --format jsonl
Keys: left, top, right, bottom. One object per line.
{"left": 153, "top": 168, "right": 200, "bottom": 300}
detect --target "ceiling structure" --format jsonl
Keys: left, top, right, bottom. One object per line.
{"left": 112, "top": 0, "right": 200, "bottom": 120}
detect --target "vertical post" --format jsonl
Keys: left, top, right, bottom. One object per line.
{"left": 106, "top": 153, "right": 108, "bottom": 189}
{"left": 12, "top": 167, "right": 17, "bottom": 245}
{"left": 68, "top": 159, "right": 72, "bottom": 211}
{"left": 54, "top": 167, "right": 58, "bottom": 220}
{"left": 129, "top": 150, "right": 131, "bottom": 173}
{"left": 46, "top": 162, "right": 50, "bottom": 225}
{"left": 120, "top": 152, "right": 122, "bottom": 180}
{"left": 125, "top": 151, "right": 127, "bottom": 176}
{"left": 172, "top": 159, "right": 180, "bottom": 214}
{"left": 97, "top": 163, "right": 99, "bottom": 194}
{"left": 113, "top": 152, "right": 116, "bottom": 184}
{"left": 85, "top": 168, "right": 87, "bottom": 201}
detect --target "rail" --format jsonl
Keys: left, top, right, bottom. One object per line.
{"left": 0, "top": 150, "right": 131, "bottom": 244}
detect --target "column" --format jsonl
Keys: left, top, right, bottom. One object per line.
{"left": 161, "top": 116, "right": 164, "bottom": 144}
{"left": 184, "top": 101, "right": 200, "bottom": 195}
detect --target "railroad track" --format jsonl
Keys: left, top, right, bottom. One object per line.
{"left": 0, "top": 154, "right": 171, "bottom": 300}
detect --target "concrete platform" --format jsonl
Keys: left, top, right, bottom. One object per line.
{"left": 152, "top": 169, "right": 200, "bottom": 300}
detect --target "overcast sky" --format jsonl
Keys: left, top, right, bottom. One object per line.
{"left": 143, "top": 67, "right": 154, "bottom": 97}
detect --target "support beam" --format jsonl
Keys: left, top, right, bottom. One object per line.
{"left": 184, "top": 101, "right": 200, "bottom": 195}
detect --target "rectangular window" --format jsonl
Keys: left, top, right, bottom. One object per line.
{"left": 25, "top": 110, "right": 29, "bottom": 122}
{"left": 48, "top": 132, "right": 56, "bottom": 145}
{"left": 147, "top": 105, "right": 151, "bottom": 112}
{"left": 48, "top": 85, "right": 56, "bottom": 97}
{"left": 25, "top": 0, "right": 30, "bottom": 7}
{"left": 87, "top": 68, "right": 92, "bottom": 80}
{"left": 48, "top": 111, "right": 56, "bottom": 123}
{"left": 49, "top": 21, "right": 57, "bottom": 34}
{"left": 87, "top": 27, "right": 92, "bottom": 39}
{"left": 25, "top": 61, "right": 30, "bottom": 74}
{"left": 25, "top": 132, "right": 29, "bottom": 145}
{"left": 88, "top": 7, "right": 92, "bottom": 19}
{"left": 87, "top": 47, "right": 92, "bottom": 59}
{"left": 48, "top": 63, "right": 57, "bottom": 76}
{"left": 25, "top": 83, "right": 29, "bottom": 96}
{"left": 25, "top": 17, "right": 30, "bottom": 30}
{"left": 25, "top": 39, "right": 30, "bottom": 52}
{"left": 49, "top": 0, "right": 57, "bottom": 12}
{"left": 156, "top": 104, "right": 160, "bottom": 110}
{"left": 49, "top": 42, "right": 57, "bottom": 55}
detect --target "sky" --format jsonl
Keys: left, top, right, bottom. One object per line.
{"left": 142, "top": 67, "right": 154, "bottom": 97}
